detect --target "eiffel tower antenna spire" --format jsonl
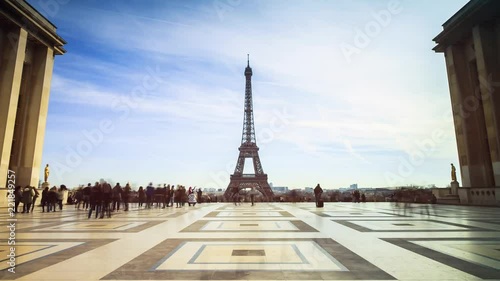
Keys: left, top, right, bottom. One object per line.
{"left": 224, "top": 57, "right": 274, "bottom": 201}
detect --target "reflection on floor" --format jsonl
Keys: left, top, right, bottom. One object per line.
{"left": 1, "top": 202, "right": 499, "bottom": 280}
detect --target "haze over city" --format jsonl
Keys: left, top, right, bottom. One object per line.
{"left": 31, "top": 0, "right": 469, "bottom": 189}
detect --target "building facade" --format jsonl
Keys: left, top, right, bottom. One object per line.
{"left": 0, "top": 0, "right": 65, "bottom": 203}
{"left": 433, "top": 0, "right": 500, "bottom": 205}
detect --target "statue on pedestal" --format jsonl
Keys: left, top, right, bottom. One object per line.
{"left": 44, "top": 164, "right": 50, "bottom": 183}
{"left": 450, "top": 163, "right": 457, "bottom": 182}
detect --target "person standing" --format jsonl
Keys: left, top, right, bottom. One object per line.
{"left": 146, "top": 183, "right": 155, "bottom": 209}
{"left": 174, "top": 186, "right": 181, "bottom": 208}
{"left": 75, "top": 187, "right": 83, "bottom": 209}
{"left": 14, "top": 186, "right": 22, "bottom": 213}
{"left": 138, "top": 186, "right": 145, "bottom": 208}
{"left": 169, "top": 185, "right": 175, "bottom": 206}
{"left": 188, "top": 190, "right": 197, "bottom": 206}
{"left": 197, "top": 188, "right": 203, "bottom": 204}
{"left": 48, "top": 186, "right": 58, "bottom": 212}
{"left": 101, "top": 182, "right": 112, "bottom": 218}
{"left": 163, "top": 184, "right": 170, "bottom": 208}
{"left": 314, "top": 184, "right": 323, "bottom": 207}
{"left": 41, "top": 187, "right": 49, "bottom": 212}
{"left": 82, "top": 183, "right": 91, "bottom": 210}
{"left": 88, "top": 182, "right": 101, "bottom": 219}
{"left": 250, "top": 187, "right": 256, "bottom": 206}
{"left": 112, "top": 183, "right": 122, "bottom": 211}
{"left": 122, "top": 183, "right": 131, "bottom": 211}
{"left": 31, "top": 187, "right": 40, "bottom": 213}
{"left": 21, "top": 185, "right": 34, "bottom": 213}
{"left": 180, "top": 186, "right": 187, "bottom": 207}
{"left": 57, "top": 185, "right": 65, "bottom": 210}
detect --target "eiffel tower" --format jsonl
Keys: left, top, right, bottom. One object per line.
{"left": 224, "top": 56, "right": 274, "bottom": 201}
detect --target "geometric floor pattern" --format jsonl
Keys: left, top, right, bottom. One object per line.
{"left": 1, "top": 202, "right": 499, "bottom": 280}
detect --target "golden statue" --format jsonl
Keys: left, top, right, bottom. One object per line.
{"left": 451, "top": 163, "right": 457, "bottom": 182}
{"left": 44, "top": 164, "right": 50, "bottom": 183}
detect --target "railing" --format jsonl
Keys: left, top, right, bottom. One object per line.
{"left": 230, "top": 174, "right": 267, "bottom": 179}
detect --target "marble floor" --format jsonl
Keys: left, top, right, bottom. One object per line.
{"left": 1, "top": 202, "right": 500, "bottom": 280}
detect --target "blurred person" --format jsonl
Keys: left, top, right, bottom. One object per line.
{"left": 146, "top": 183, "right": 155, "bottom": 209}
{"left": 41, "top": 186, "right": 49, "bottom": 212}
{"left": 101, "top": 182, "right": 112, "bottom": 218}
{"left": 30, "top": 186, "right": 40, "bottom": 213}
{"left": 88, "top": 182, "right": 101, "bottom": 219}
{"left": 21, "top": 185, "right": 34, "bottom": 213}
{"left": 57, "top": 185, "right": 66, "bottom": 210}
{"left": 75, "top": 187, "right": 83, "bottom": 209}
{"left": 48, "top": 186, "right": 58, "bottom": 212}
{"left": 123, "top": 183, "right": 131, "bottom": 211}
{"left": 82, "top": 183, "right": 91, "bottom": 210}
{"left": 138, "top": 186, "right": 145, "bottom": 208}
{"left": 112, "top": 183, "right": 122, "bottom": 211}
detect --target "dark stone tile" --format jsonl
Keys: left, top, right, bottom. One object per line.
{"left": 232, "top": 249, "right": 265, "bottom": 256}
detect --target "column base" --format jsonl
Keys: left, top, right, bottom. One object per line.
{"left": 451, "top": 181, "right": 460, "bottom": 195}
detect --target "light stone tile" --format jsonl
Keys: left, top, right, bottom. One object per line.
{"left": 216, "top": 211, "right": 284, "bottom": 217}
{"left": 154, "top": 241, "right": 347, "bottom": 271}
{"left": 200, "top": 220, "right": 299, "bottom": 231}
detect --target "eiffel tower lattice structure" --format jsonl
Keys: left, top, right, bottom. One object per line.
{"left": 224, "top": 56, "right": 274, "bottom": 202}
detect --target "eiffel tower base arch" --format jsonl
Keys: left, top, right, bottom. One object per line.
{"left": 224, "top": 174, "right": 273, "bottom": 202}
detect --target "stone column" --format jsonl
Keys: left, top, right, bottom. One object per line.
{"left": 472, "top": 21, "right": 500, "bottom": 186}
{"left": 0, "top": 26, "right": 27, "bottom": 190}
{"left": 444, "top": 43, "right": 494, "bottom": 187}
{"left": 13, "top": 45, "right": 55, "bottom": 188}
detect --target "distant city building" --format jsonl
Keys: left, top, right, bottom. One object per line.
{"left": 272, "top": 186, "right": 289, "bottom": 193}
{"left": 349, "top": 184, "right": 358, "bottom": 189}
{"left": 433, "top": 0, "right": 500, "bottom": 206}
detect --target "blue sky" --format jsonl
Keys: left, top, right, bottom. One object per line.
{"left": 29, "top": 0, "right": 469, "bottom": 189}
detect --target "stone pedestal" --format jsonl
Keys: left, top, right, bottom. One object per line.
{"left": 450, "top": 181, "right": 460, "bottom": 195}
{"left": 42, "top": 182, "right": 50, "bottom": 189}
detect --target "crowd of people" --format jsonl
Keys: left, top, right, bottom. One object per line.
{"left": 70, "top": 182, "right": 204, "bottom": 219}
{"left": 11, "top": 185, "right": 67, "bottom": 214}
{"left": 9, "top": 182, "right": 206, "bottom": 219}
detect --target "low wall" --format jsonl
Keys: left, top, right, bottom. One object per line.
{"left": 431, "top": 188, "right": 452, "bottom": 198}
{"left": 458, "top": 187, "right": 499, "bottom": 206}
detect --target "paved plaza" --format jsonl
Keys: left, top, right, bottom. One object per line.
{"left": 1, "top": 202, "right": 500, "bottom": 280}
